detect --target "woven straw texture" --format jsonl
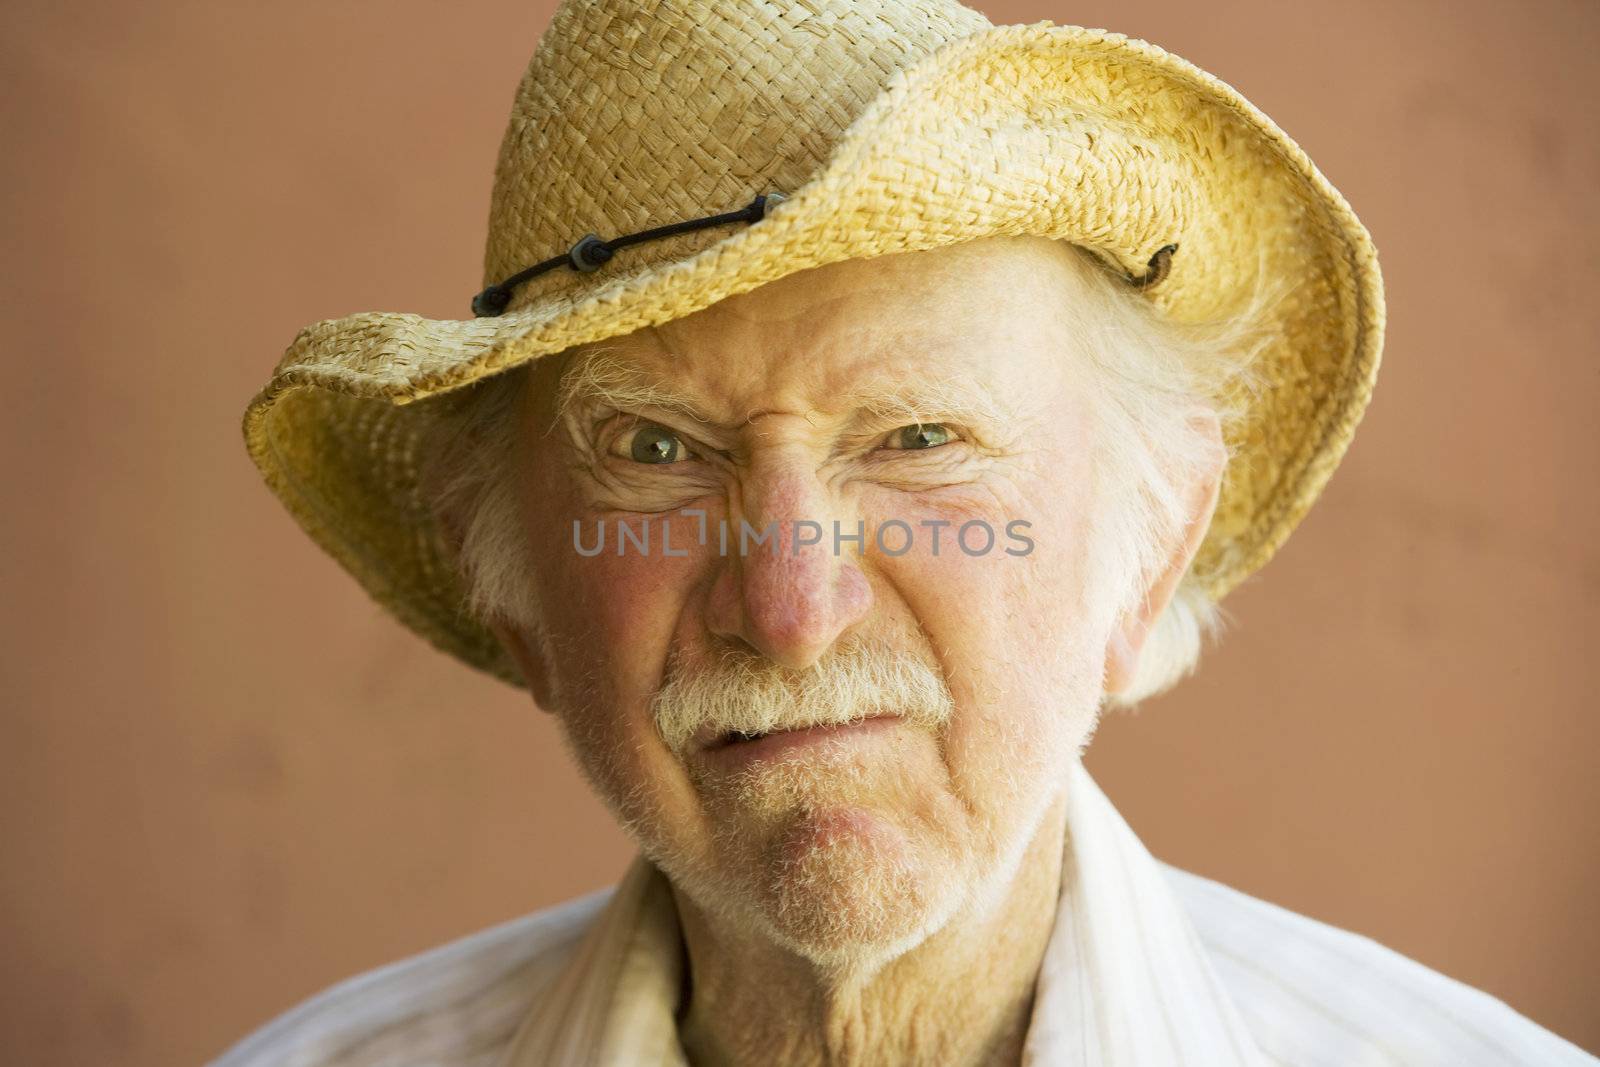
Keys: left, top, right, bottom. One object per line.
{"left": 243, "top": 0, "right": 1384, "bottom": 688}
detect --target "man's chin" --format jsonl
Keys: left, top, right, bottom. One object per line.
{"left": 747, "top": 804, "right": 963, "bottom": 969}
{"left": 682, "top": 738, "right": 972, "bottom": 966}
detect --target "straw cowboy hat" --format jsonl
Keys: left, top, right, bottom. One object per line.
{"left": 242, "top": 0, "right": 1384, "bottom": 686}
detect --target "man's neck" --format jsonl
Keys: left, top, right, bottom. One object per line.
{"left": 672, "top": 794, "right": 1069, "bottom": 1067}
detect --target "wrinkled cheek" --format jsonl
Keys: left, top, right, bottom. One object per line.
{"left": 526, "top": 476, "right": 699, "bottom": 678}
{"left": 558, "top": 697, "right": 711, "bottom": 858}
{"left": 533, "top": 510, "right": 692, "bottom": 692}
{"left": 529, "top": 517, "right": 715, "bottom": 859}
{"left": 547, "top": 538, "right": 698, "bottom": 685}
{"left": 943, "top": 682, "right": 1071, "bottom": 813}
{"left": 930, "top": 566, "right": 1106, "bottom": 825}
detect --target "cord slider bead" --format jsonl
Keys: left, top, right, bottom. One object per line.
{"left": 470, "top": 284, "right": 512, "bottom": 318}
{"left": 753, "top": 191, "right": 786, "bottom": 219}
{"left": 569, "top": 234, "right": 613, "bottom": 272}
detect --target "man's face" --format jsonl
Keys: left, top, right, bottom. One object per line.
{"left": 503, "top": 236, "right": 1125, "bottom": 967}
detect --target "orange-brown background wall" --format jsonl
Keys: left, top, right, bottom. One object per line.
{"left": 3, "top": 1, "right": 1596, "bottom": 1063}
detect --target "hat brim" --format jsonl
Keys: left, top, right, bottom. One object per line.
{"left": 244, "top": 21, "right": 1383, "bottom": 687}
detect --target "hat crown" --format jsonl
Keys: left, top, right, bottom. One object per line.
{"left": 483, "top": 0, "right": 991, "bottom": 303}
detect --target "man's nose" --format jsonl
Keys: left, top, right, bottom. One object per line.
{"left": 703, "top": 455, "right": 874, "bottom": 671}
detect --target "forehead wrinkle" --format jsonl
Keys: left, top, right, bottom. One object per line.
{"left": 553, "top": 326, "right": 1029, "bottom": 439}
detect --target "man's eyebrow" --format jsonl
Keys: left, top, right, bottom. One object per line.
{"left": 847, "top": 372, "right": 1010, "bottom": 429}
{"left": 555, "top": 347, "right": 713, "bottom": 424}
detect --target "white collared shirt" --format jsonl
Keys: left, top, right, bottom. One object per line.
{"left": 210, "top": 761, "right": 1594, "bottom": 1065}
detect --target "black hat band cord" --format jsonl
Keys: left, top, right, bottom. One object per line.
{"left": 471, "top": 192, "right": 788, "bottom": 317}
{"left": 470, "top": 191, "right": 1177, "bottom": 318}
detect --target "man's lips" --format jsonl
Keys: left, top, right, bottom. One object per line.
{"left": 694, "top": 715, "right": 903, "bottom": 764}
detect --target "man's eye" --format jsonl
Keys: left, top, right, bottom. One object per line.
{"left": 617, "top": 423, "right": 692, "bottom": 464}
{"left": 885, "top": 423, "right": 955, "bottom": 450}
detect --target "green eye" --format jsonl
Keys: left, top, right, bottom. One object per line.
{"left": 888, "top": 423, "right": 954, "bottom": 450}
{"left": 627, "top": 423, "right": 690, "bottom": 464}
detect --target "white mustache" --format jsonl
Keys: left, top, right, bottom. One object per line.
{"left": 651, "top": 636, "right": 956, "bottom": 755}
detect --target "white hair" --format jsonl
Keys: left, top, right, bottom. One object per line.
{"left": 419, "top": 242, "right": 1272, "bottom": 708}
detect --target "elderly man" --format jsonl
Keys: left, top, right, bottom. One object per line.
{"left": 218, "top": 1, "right": 1594, "bottom": 1064}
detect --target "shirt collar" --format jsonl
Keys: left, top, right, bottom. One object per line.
{"left": 498, "top": 759, "right": 1266, "bottom": 1067}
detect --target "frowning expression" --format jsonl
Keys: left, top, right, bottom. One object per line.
{"left": 496, "top": 236, "right": 1124, "bottom": 964}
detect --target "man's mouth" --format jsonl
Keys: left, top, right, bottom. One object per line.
{"left": 696, "top": 715, "right": 903, "bottom": 764}
{"left": 715, "top": 729, "right": 771, "bottom": 748}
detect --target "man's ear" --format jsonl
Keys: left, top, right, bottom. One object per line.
{"left": 1103, "top": 415, "right": 1226, "bottom": 698}
{"left": 488, "top": 619, "right": 561, "bottom": 715}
